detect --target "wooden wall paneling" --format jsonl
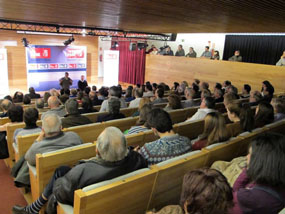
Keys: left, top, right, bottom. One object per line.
{"left": 145, "top": 55, "right": 285, "bottom": 93}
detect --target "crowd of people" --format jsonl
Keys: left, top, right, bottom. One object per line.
{"left": 0, "top": 77, "right": 285, "bottom": 214}
{"left": 147, "top": 45, "right": 285, "bottom": 66}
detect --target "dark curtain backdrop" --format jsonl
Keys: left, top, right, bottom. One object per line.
{"left": 223, "top": 35, "right": 285, "bottom": 65}
{"left": 112, "top": 40, "right": 146, "bottom": 85}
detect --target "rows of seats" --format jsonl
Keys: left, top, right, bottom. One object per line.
{"left": 55, "top": 119, "right": 285, "bottom": 214}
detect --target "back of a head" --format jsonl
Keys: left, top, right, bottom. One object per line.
{"left": 244, "top": 84, "right": 251, "bottom": 94}
{"left": 201, "top": 82, "right": 209, "bottom": 90}
{"left": 125, "top": 87, "right": 133, "bottom": 98}
{"left": 92, "top": 85, "right": 97, "bottom": 91}
{"left": 135, "top": 88, "right": 143, "bottom": 98}
{"left": 247, "top": 132, "right": 285, "bottom": 187}
{"left": 224, "top": 80, "right": 231, "bottom": 87}
{"left": 13, "top": 91, "right": 23, "bottom": 103}
{"left": 201, "top": 89, "right": 211, "bottom": 99}
{"left": 147, "top": 108, "right": 173, "bottom": 133}
{"left": 29, "top": 87, "right": 35, "bottom": 94}
{"left": 65, "top": 98, "right": 79, "bottom": 114}
{"left": 240, "top": 103, "right": 255, "bottom": 132}
{"left": 82, "top": 97, "right": 93, "bottom": 110}
{"left": 23, "top": 94, "right": 31, "bottom": 105}
{"left": 24, "top": 108, "right": 39, "bottom": 126}
{"left": 42, "top": 113, "right": 62, "bottom": 135}
{"left": 255, "top": 102, "right": 274, "bottom": 126}
{"left": 180, "top": 168, "right": 233, "bottom": 214}
{"left": 59, "top": 94, "right": 70, "bottom": 105}
{"left": 109, "top": 86, "right": 121, "bottom": 98}
{"left": 43, "top": 92, "right": 51, "bottom": 103}
{"left": 97, "top": 127, "right": 128, "bottom": 162}
{"left": 215, "top": 83, "right": 222, "bottom": 90}
{"left": 48, "top": 96, "right": 60, "bottom": 108}
{"left": 1, "top": 99, "right": 12, "bottom": 112}
{"left": 156, "top": 88, "right": 164, "bottom": 98}
{"left": 203, "top": 112, "right": 229, "bottom": 145}
{"left": 108, "top": 97, "right": 121, "bottom": 114}
{"left": 137, "top": 104, "right": 152, "bottom": 126}
{"left": 271, "top": 97, "right": 285, "bottom": 114}
{"left": 71, "top": 89, "right": 77, "bottom": 96}
{"left": 224, "top": 93, "right": 237, "bottom": 106}
{"left": 204, "top": 96, "right": 215, "bottom": 109}
{"left": 36, "top": 99, "right": 44, "bottom": 109}
{"left": 139, "top": 97, "right": 151, "bottom": 110}
{"left": 146, "top": 84, "right": 153, "bottom": 92}
{"left": 8, "top": 105, "right": 23, "bottom": 122}
{"left": 168, "top": 94, "right": 182, "bottom": 109}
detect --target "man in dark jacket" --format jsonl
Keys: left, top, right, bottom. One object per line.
{"left": 61, "top": 99, "right": 92, "bottom": 128}
{"left": 12, "top": 127, "right": 147, "bottom": 214}
{"left": 27, "top": 87, "right": 41, "bottom": 99}
{"left": 77, "top": 75, "right": 88, "bottom": 91}
{"left": 0, "top": 99, "right": 12, "bottom": 117}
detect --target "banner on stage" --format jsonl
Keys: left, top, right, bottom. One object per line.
{"left": 26, "top": 45, "right": 87, "bottom": 91}
{"left": 0, "top": 49, "right": 9, "bottom": 98}
{"left": 103, "top": 50, "right": 119, "bottom": 87}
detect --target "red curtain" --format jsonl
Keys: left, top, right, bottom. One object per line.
{"left": 115, "top": 41, "right": 146, "bottom": 85}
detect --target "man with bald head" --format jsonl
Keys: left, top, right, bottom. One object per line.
{"left": 25, "top": 114, "right": 83, "bottom": 166}
{"left": 14, "top": 127, "right": 147, "bottom": 214}
{"left": 0, "top": 99, "right": 12, "bottom": 117}
{"left": 41, "top": 96, "right": 66, "bottom": 119}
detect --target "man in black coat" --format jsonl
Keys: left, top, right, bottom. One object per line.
{"left": 12, "top": 127, "right": 147, "bottom": 214}
{"left": 27, "top": 87, "right": 41, "bottom": 99}
{"left": 77, "top": 75, "right": 88, "bottom": 91}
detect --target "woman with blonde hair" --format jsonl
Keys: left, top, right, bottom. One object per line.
{"left": 132, "top": 97, "right": 151, "bottom": 117}
{"left": 191, "top": 112, "right": 230, "bottom": 150}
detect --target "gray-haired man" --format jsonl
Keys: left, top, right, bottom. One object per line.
{"left": 13, "top": 127, "right": 147, "bottom": 214}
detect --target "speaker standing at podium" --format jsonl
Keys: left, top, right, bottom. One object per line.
{"left": 59, "top": 72, "right": 73, "bottom": 90}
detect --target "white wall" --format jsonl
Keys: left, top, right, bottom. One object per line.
{"left": 149, "top": 33, "right": 226, "bottom": 58}
{"left": 98, "top": 37, "right": 112, "bottom": 77}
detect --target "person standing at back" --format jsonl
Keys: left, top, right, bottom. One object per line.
{"left": 59, "top": 72, "right": 73, "bottom": 90}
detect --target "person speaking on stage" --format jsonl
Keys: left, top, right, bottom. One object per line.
{"left": 59, "top": 72, "right": 73, "bottom": 90}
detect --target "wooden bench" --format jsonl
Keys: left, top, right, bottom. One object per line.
{"left": 57, "top": 168, "right": 158, "bottom": 214}
{"left": 28, "top": 143, "right": 97, "bottom": 201}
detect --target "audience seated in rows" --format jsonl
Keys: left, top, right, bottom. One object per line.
{"left": 132, "top": 97, "right": 151, "bottom": 117}
{"left": 125, "top": 104, "right": 152, "bottom": 135}
{"left": 254, "top": 102, "right": 274, "bottom": 128}
{"left": 226, "top": 103, "right": 254, "bottom": 136}
{"left": 241, "top": 84, "right": 251, "bottom": 98}
{"left": 271, "top": 97, "right": 285, "bottom": 122}
{"left": 183, "top": 87, "right": 199, "bottom": 108}
{"left": 61, "top": 99, "right": 92, "bottom": 128}
{"left": 164, "top": 94, "right": 182, "bottom": 112}
{"left": 143, "top": 84, "right": 154, "bottom": 97}
{"left": 43, "top": 92, "right": 51, "bottom": 107}
{"left": 191, "top": 112, "right": 230, "bottom": 150}
{"left": 152, "top": 88, "right": 166, "bottom": 104}
{"left": 231, "top": 133, "right": 285, "bottom": 214}
{"left": 13, "top": 127, "right": 147, "bottom": 214}
{"left": 97, "top": 97, "right": 125, "bottom": 122}
{"left": 27, "top": 87, "right": 40, "bottom": 99}
{"left": 125, "top": 86, "right": 135, "bottom": 102}
{"left": 224, "top": 92, "right": 238, "bottom": 106}
{"left": 23, "top": 95, "right": 31, "bottom": 105}
{"left": 138, "top": 108, "right": 191, "bottom": 165}
{"left": 25, "top": 114, "right": 83, "bottom": 166}
{"left": 261, "top": 80, "right": 275, "bottom": 103}
{"left": 0, "top": 105, "right": 23, "bottom": 132}
{"left": 99, "top": 86, "right": 127, "bottom": 112}
{"left": 0, "top": 99, "right": 12, "bottom": 118}
{"left": 213, "top": 88, "right": 224, "bottom": 103}
{"left": 41, "top": 96, "right": 66, "bottom": 120}
{"left": 79, "top": 97, "right": 97, "bottom": 114}
{"left": 148, "top": 168, "right": 233, "bottom": 214}
{"left": 187, "top": 96, "right": 216, "bottom": 122}
{"left": 59, "top": 94, "right": 69, "bottom": 105}
{"left": 13, "top": 108, "right": 41, "bottom": 145}
{"left": 13, "top": 92, "right": 24, "bottom": 103}
{"left": 35, "top": 99, "right": 45, "bottom": 112}
{"left": 249, "top": 90, "right": 262, "bottom": 106}
{"left": 129, "top": 88, "right": 143, "bottom": 108}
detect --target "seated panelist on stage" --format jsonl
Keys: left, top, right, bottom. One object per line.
{"left": 276, "top": 50, "right": 285, "bottom": 66}
{"left": 77, "top": 75, "right": 88, "bottom": 91}
{"left": 185, "top": 47, "right": 197, "bottom": 58}
{"left": 59, "top": 72, "right": 73, "bottom": 90}
{"left": 228, "top": 50, "right": 242, "bottom": 62}
{"left": 175, "top": 44, "right": 185, "bottom": 57}
{"left": 200, "top": 46, "right": 212, "bottom": 58}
